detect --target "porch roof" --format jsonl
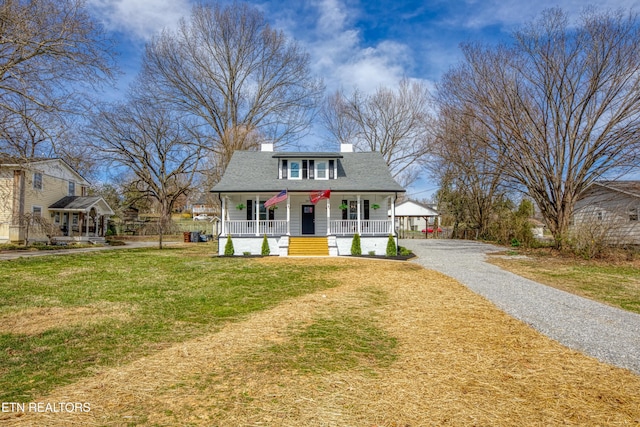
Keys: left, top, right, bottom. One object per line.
{"left": 211, "top": 151, "right": 405, "bottom": 193}
{"left": 49, "top": 196, "right": 115, "bottom": 215}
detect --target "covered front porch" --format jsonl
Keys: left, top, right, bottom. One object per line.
{"left": 220, "top": 192, "right": 396, "bottom": 237}
{"left": 218, "top": 192, "right": 398, "bottom": 256}
{"left": 48, "top": 196, "right": 114, "bottom": 243}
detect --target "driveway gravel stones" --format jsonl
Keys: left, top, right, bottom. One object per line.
{"left": 402, "top": 238, "right": 640, "bottom": 375}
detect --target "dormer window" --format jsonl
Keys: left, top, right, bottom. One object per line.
{"left": 280, "top": 157, "right": 337, "bottom": 180}
{"left": 289, "top": 161, "right": 301, "bottom": 179}
{"left": 316, "top": 161, "right": 327, "bottom": 179}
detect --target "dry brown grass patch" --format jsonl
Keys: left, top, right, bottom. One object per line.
{"left": 4, "top": 258, "right": 640, "bottom": 426}
{"left": 0, "top": 302, "right": 136, "bottom": 335}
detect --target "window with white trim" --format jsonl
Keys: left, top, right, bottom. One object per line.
{"left": 316, "top": 161, "right": 328, "bottom": 179}
{"left": 33, "top": 172, "right": 42, "bottom": 190}
{"left": 289, "top": 161, "right": 301, "bottom": 179}
{"left": 282, "top": 158, "right": 336, "bottom": 180}
{"left": 31, "top": 206, "right": 42, "bottom": 225}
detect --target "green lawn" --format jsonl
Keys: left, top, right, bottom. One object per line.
{"left": 0, "top": 247, "right": 341, "bottom": 402}
{"left": 489, "top": 254, "right": 640, "bottom": 314}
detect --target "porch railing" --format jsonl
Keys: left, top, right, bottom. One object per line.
{"left": 224, "top": 219, "right": 391, "bottom": 236}
{"left": 330, "top": 220, "right": 392, "bottom": 236}
{"left": 225, "top": 220, "right": 288, "bottom": 236}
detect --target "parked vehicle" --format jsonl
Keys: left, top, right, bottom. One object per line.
{"left": 193, "top": 214, "right": 211, "bottom": 221}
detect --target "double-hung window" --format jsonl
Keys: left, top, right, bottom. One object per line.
{"left": 289, "top": 161, "right": 301, "bottom": 179}
{"left": 316, "top": 161, "right": 328, "bottom": 179}
{"left": 282, "top": 158, "right": 336, "bottom": 180}
{"left": 33, "top": 172, "right": 42, "bottom": 190}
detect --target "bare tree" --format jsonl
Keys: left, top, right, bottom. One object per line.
{"left": 439, "top": 8, "right": 640, "bottom": 248}
{"left": 138, "top": 2, "right": 323, "bottom": 176}
{"left": 0, "top": 0, "right": 116, "bottom": 157}
{"left": 87, "top": 99, "right": 202, "bottom": 249}
{"left": 322, "top": 78, "right": 433, "bottom": 187}
{"left": 431, "top": 102, "right": 508, "bottom": 239}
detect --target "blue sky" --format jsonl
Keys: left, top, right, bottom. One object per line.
{"left": 86, "top": 0, "right": 640, "bottom": 199}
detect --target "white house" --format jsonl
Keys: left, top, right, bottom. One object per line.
{"left": 210, "top": 144, "right": 405, "bottom": 256}
{"left": 572, "top": 181, "right": 640, "bottom": 245}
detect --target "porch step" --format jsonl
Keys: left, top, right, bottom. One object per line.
{"left": 288, "top": 237, "right": 329, "bottom": 256}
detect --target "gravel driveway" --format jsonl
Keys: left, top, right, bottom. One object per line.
{"left": 401, "top": 238, "right": 640, "bottom": 375}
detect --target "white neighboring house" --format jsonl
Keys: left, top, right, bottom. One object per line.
{"left": 210, "top": 144, "right": 405, "bottom": 256}
{"left": 0, "top": 155, "right": 114, "bottom": 244}
{"left": 572, "top": 181, "right": 640, "bottom": 245}
{"left": 393, "top": 199, "right": 439, "bottom": 234}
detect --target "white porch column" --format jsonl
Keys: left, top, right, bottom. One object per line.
{"left": 255, "top": 195, "right": 260, "bottom": 236}
{"left": 356, "top": 195, "right": 361, "bottom": 235}
{"left": 221, "top": 196, "right": 226, "bottom": 236}
{"left": 85, "top": 211, "right": 89, "bottom": 237}
{"left": 390, "top": 195, "right": 396, "bottom": 236}
{"left": 286, "top": 197, "right": 291, "bottom": 235}
{"left": 326, "top": 197, "right": 331, "bottom": 236}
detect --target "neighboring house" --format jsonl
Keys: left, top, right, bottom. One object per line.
{"left": 572, "top": 181, "right": 640, "bottom": 244}
{"left": 190, "top": 199, "right": 216, "bottom": 218}
{"left": 393, "top": 199, "right": 440, "bottom": 235}
{"left": 0, "top": 155, "right": 114, "bottom": 244}
{"left": 528, "top": 218, "right": 546, "bottom": 239}
{"left": 210, "top": 144, "right": 405, "bottom": 256}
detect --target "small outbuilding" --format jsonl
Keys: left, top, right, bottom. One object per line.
{"left": 393, "top": 199, "right": 440, "bottom": 238}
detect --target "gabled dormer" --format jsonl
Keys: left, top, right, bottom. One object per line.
{"left": 262, "top": 143, "right": 352, "bottom": 181}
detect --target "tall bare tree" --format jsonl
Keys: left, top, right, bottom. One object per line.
{"left": 439, "top": 7, "right": 640, "bottom": 248}
{"left": 432, "top": 103, "right": 508, "bottom": 239}
{"left": 0, "top": 0, "right": 116, "bottom": 158}
{"left": 322, "top": 78, "right": 433, "bottom": 187}
{"left": 87, "top": 99, "right": 202, "bottom": 249}
{"left": 138, "top": 2, "right": 323, "bottom": 176}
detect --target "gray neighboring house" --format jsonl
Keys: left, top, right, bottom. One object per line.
{"left": 572, "top": 181, "right": 640, "bottom": 244}
{"left": 210, "top": 144, "right": 405, "bottom": 256}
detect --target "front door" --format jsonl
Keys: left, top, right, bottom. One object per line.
{"left": 301, "top": 205, "right": 315, "bottom": 235}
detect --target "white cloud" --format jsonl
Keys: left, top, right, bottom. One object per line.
{"left": 304, "top": 0, "right": 422, "bottom": 94}
{"left": 88, "top": 0, "right": 192, "bottom": 40}
{"left": 457, "top": 0, "right": 640, "bottom": 30}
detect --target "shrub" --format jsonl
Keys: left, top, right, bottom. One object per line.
{"left": 351, "top": 233, "right": 361, "bottom": 255}
{"left": 386, "top": 234, "right": 397, "bottom": 256}
{"left": 398, "top": 246, "right": 412, "bottom": 256}
{"left": 261, "top": 234, "right": 270, "bottom": 256}
{"left": 224, "top": 236, "right": 235, "bottom": 256}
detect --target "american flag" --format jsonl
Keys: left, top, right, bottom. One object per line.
{"left": 264, "top": 190, "right": 288, "bottom": 208}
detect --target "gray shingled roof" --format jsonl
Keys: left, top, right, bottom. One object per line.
{"left": 210, "top": 151, "right": 405, "bottom": 193}
{"left": 595, "top": 181, "right": 640, "bottom": 198}
{"left": 49, "top": 196, "right": 114, "bottom": 214}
